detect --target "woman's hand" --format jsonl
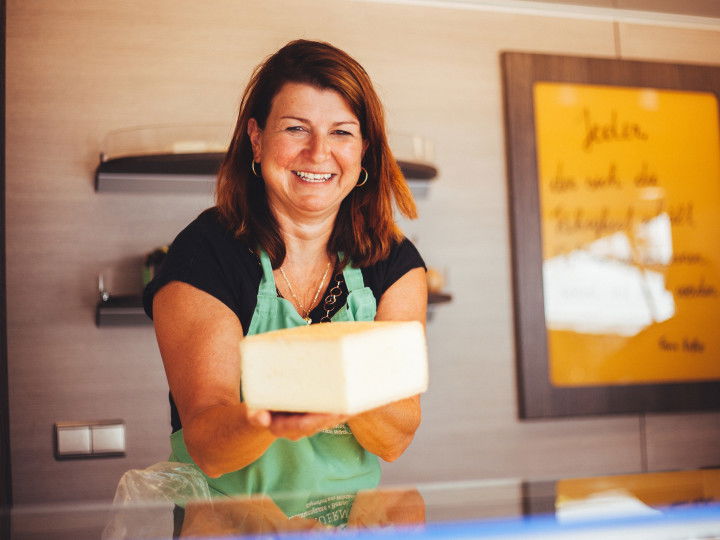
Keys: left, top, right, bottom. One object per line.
{"left": 247, "top": 408, "right": 350, "bottom": 441}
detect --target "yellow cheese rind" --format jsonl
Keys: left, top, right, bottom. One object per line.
{"left": 240, "top": 321, "right": 428, "bottom": 414}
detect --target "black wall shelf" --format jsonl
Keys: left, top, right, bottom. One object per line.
{"left": 94, "top": 147, "right": 445, "bottom": 327}
{"left": 96, "top": 292, "right": 452, "bottom": 327}
{"left": 95, "top": 152, "right": 223, "bottom": 193}
{"left": 95, "top": 153, "right": 437, "bottom": 196}
{"left": 95, "top": 296, "right": 148, "bottom": 326}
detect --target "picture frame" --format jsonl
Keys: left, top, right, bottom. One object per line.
{"left": 501, "top": 52, "right": 720, "bottom": 418}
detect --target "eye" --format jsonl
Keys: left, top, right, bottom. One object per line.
{"left": 285, "top": 126, "right": 307, "bottom": 133}
{"left": 332, "top": 129, "right": 354, "bottom": 136}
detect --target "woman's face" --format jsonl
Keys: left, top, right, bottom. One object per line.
{"left": 248, "top": 82, "right": 366, "bottom": 219}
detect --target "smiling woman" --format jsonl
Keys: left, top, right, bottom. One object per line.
{"left": 216, "top": 39, "right": 417, "bottom": 269}
{"left": 142, "top": 40, "right": 427, "bottom": 524}
{"left": 247, "top": 82, "right": 365, "bottom": 221}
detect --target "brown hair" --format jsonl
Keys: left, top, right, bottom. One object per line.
{"left": 215, "top": 39, "right": 417, "bottom": 268}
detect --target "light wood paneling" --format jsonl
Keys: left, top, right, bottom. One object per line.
{"left": 1, "top": 0, "right": 10, "bottom": 519}
{"left": 6, "top": 0, "right": 241, "bottom": 504}
{"left": 618, "top": 23, "right": 720, "bottom": 63}
{"left": 6, "top": 0, "right": 719, "bottom": 506}
{"left": 618, "top": 0, "right": 720, "bottom": 18}
{"left": 529, "top": 0, "right": 615, "bottom": 7}
{"left": 645, "top": 413, "right": 720, "bottom": 471}
{"left": 385, "top": 414, "right": 643, "bottom": 485}
{"left": 420, "top": 479, "right": 523, "bottom": 522}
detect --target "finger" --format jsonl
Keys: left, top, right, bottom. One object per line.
{"left": 267, "top": 415, "right": 303, "bottom": 437}
{"left": 246, "top": 408, "right": 271, "bottom": 428}
{"left": 268, "top": 425, "right": 304, "bottom": 440}
{"left": 301, "top": 413, "right": 345, "bottom": 424}
{"left": 310, "top": 414, "right": 350, "bottom": 430}
{"left": 267, "top": 412, "right": 350, "bottom": 439}
{"left": 296, "top": 413, "right": 349, "bottom": 432}
{"left": 269, "top": 415, "right": 323, "bottom": 439}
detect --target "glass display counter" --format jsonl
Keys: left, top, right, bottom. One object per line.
{"left": 6, "top": 467, "right": 720, "bottom": 539}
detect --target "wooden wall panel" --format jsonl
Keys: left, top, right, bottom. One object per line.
{"left": 420, "top": 479, "right": 523, "bottom": 522}
{"left": 6, "top": 0, "right": 720, "bottom": 506}
{"left": 1, "top": 0, "right": 10, "bottom": 524}
{"left": 618, "top": 0, "right": 720, "bottom": 18}
{"left": 645, "top": 413, "right": 720, "bottom": 471}
{"left": 6, "top": 0, "right": 232, "bottom": 504}
{"left": 619, "top": 23, "right": 720, "bottom": 64}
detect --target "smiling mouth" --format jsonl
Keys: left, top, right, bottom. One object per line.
{"left": 293, "top": 170, "right": 335, "bottom": 183}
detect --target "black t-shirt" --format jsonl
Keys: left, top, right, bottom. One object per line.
{"left": 143, "top": 207, "right": 425, "bottom": 328}
{"left": 143, "top": 207, "right": 425, "bottom": 432}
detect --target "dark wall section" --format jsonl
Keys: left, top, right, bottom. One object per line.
{"left": 1, "top": 0, "right": 12, "bottom": 516}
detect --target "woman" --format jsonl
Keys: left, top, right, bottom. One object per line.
{"left": 143, "top": 40, "right": 427, "bottom": 517}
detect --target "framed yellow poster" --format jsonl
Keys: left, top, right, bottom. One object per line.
{"left": 502, "top": 52, "right": 720, "bottom": 418}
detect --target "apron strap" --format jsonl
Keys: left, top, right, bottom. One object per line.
{"left": 257, "top": 250, "right": 277, "bottom": 295}
{"left": 342, "top": 262, "right": 365, "bottom": 292}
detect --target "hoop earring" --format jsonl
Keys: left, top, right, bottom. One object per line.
{"left": 356, "top": 168, "right": 368, "bottom": 187}
{"left": 251, "top": 159, "right": 261, "bottom": 178}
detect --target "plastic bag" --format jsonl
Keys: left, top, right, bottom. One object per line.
{"left": 101, "top": 461, "right": 211, "bottom": 539}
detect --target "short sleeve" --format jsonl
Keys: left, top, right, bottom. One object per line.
{"left": 361, "top": 238, "right": 426, "bottom": 302}
{"left": 142, "top": 208, "right": 261, "bottom": 333}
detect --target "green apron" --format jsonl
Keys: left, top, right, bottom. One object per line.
{"left": 169, "top": 250, "right": 381, "bottom": 523}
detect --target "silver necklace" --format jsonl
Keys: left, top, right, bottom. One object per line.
{"left": 279, "top": 260, "right": 331, "bottom": 324}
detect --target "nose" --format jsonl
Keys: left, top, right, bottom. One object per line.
{"left": 307, "top": 133, "right": 330, "bottom": 162}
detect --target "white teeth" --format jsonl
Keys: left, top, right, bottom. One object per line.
{"left": 295, "top": 171, "right": 333, "bottom": 182}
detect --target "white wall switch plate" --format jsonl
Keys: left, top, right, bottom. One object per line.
{"left": 55, "top": 420, "right": 126, "bottom": 459}
{"left": 91, "top": 423, "right": 125, "bottom": 455}
{"left": 55, "top": 424, "right": 91, "bottom": 457}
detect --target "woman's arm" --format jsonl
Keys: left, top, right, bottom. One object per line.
{"left": 347, "top": 266, "right": 427, "bottom": 461}
{"left": 153, "top": 281, "right": 276, "bottom": 477}
{"left": 153, "top": 281, "right": 348, "bottom": 477}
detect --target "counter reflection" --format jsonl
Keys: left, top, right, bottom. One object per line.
{"left": 9, "top": 467, "right": 720, "bottom": 539}
{"left": 101, "top": 461, "right": 425, "bottom": 539}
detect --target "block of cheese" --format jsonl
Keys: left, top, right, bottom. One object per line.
{"left": 240, "top": 321, "right": 427, "bottom": 414}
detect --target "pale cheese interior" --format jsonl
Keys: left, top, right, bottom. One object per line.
{"left": 240, "top": 321, "right": 428, "bottom": 414}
